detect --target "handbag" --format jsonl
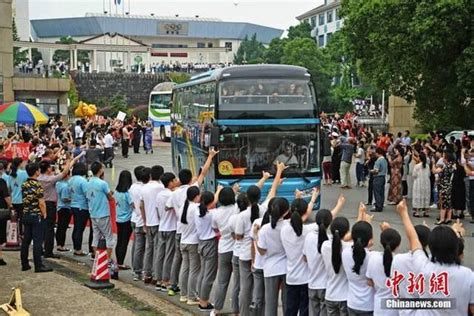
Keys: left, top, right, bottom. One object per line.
{"left": 0, "top": 208, "right": 10, "bottom": 221}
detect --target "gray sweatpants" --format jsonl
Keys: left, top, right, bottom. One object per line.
{"left": 131, "top": 224, "right": 146, "bottom": 275}
{"left": 213, "top": 251, "right": 234, "bottom": 310}
{"left": 197, "top": 237, "right": 218, "bottom": 301}
{"left": 309, "top": 288, "right": 327, "bottom": 316}
{"left": 143, "top": 225, "right": 159, "bottom": 278}
{"left": 264, "top": 274, "right": 287, "bottom": 316}
{"left": 347, "top": 307, "right": 373, "bottom": 316}
{"left": 239, "top": 260, "right": 253, "bottom": 316}
{"left": 326, "top": 300, "right": 348, "bottom": 316}
{"left": 156, "top": 230, "right": 176, "bottom": 282}
{"left": 180, "top": 243, "right": 200, "bottom": 300}
{"left": 231, "top": 256, "right": 241, "bottom": 313}
{"left": 170, "top": 233, "right": 182, "bottom": 287}
{"left": 251, "top": 268, "right": 265, "bottom": 316}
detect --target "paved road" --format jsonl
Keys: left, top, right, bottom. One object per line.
{"left": 55, "top": 141, "right": 473, "bottom": 314}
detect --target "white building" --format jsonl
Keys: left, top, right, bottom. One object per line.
{"left": 12, "top": 0, "right": 30, "bottom": 40}
{"left": 296, "top": 0, "right": 342, "bottom": 48}
{"left": 29, "top": 13, "right": 283, "bottom": 70}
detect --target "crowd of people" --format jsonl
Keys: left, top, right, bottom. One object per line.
{"left": 0, "top": 112, "right": 473, "bottom": 315}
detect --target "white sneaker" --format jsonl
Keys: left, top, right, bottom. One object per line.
{"left": 430, "top": 204, "right": 438, "bottom": 209}
{"left": 179, "top": 296, "right": 187, "bottom": 302}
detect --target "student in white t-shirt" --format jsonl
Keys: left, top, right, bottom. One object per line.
{"left": 155, "top": 172, "right": 179, "bottom": 292}
{"left": 129, "top": 166, "right": 146, "bottom": 281}
{"left": 167, "top": 148, "right": 218, "bottom": 296}
{"left": 212, "top": 186, "right": 239, "bottom": 314}
{"left": 281, "top": 188, "right": 320, "bottom": 316}
{"left": 303, "top": 194, "right": 347, "bottom": 316}
{"left": 235, "top": 165, "right": 285, "bottom": 316}
{"left": 195, "top": 189, "right": 221, "bottom": 311}
{"left": 366, "top": 223, "right": 401, "bottom": 316}
{"left": 341, "top": 220, "right": 375, "bottom": 314}
{"left": 257, "top": 197, "right": 290, "bottom": 316}
{"left": 321, "top": 216, "right": 351, "bottom": 315}
{"left": 179, "top": 186, "right": 201, "bottom": 305}
{"left": 140, "top": 165, "right": 164, "bottom": 284}
{"left": 395, "top": 200, "right": 474, "bottom": 316}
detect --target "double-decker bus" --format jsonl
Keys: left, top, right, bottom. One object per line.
{"left": 148, "top": 82, "right": 176, "bottom": 141}
{"left": 171, "top": 65, "right": 321, "bottom": 205}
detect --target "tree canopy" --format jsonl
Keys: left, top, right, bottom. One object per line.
{"left": 53, "top": 36, "right": 90, "bottom": 65}
{"left": 234, "top": 34, "right": 266, "bottom": 64}
{"left": 12, "top": 18, "right": 27, "bottom": 66}
{"left": 341, "top": 0, "right": 473, "bottom": 129}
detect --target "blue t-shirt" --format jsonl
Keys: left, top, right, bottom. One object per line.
{"left": 114, "top": 191, "right": 132, "bottom": 223}
{"left": 56, "top": 180, "right": 71, "bottom": 209}
{"left": 1, "top": 173, "right": 10, "bottom": 189}
{"left": 9, "top": 169, "right": 28, "bottom": 204}
{"left": 374, "top": 157, "right": 388, "bottom": 176}
{"left": 69, "top": 175, "right": 89, "bottom": 210}
{"left": 86, "top": 177, "right": 110, "bottom": 219}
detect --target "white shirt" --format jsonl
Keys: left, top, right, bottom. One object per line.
{"left": 129, "top": 182, "right": 144, "bottom": 227}
{"left": 257, "top": 219, "right": 288, "bottom": 278}
{"left": 228, "top": 213, "right": 241, "bottom": 258}
{"left": 75, "top": 125, "right": 83, "bottom": 139}
{"left": 180, "top": 202, "right": 199, "bottom": 245}
{"left": 281, "top": 222, "right": 317, "bottom": 285}
{"left": 166, "top": 183, "right": 197, "bottom": 234}
{"left": 356, "top": 147, "right": 365, "bottom": 164}
{"left": 251, "top": 218, "right": 265, "bottom": 270}
{"left": 156, "top": 188, "right": 176, "bottom": 232}
{"left": 321, "top": 237, "right": 352, "bottom": 301}
{"left": 195, "top": 208, "right": 216, "bottom": 241}
{"left": 303, "top": 228, "right": 328, "bottom": 290}
{"left": 212, "top": 204, "right": 238, "bottom": 254}
{"left": 366, "top": 251, "right": 398, "bottom": 316}
{"left": 411, "top": 249, "right": 474, "bottom": 316}
{"left": 341, "top": 246, "right": 375, "bottom": 311}
{"left": 391, "top": 252, "right": 419, "bottom": 316}
{"left": 104, "top": 133, "right": 114, "bottom": 148}
{"left": 235, "top": 203, "right": 268, "bottom": 261}
{"left": 140, "top": 180, "right": 164, "bottom": 227}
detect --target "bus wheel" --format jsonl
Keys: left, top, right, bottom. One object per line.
{"left": 160, "top": 126, "right": 166, "bottom": 141}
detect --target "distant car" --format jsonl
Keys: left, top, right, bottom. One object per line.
{"left": 445, "top": 130, "right": 474, "bottom": 141}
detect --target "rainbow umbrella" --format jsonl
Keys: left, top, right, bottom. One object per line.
{"left": 0, "top": 101, "right": 49, "bottom": 125}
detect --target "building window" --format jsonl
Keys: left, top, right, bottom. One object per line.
{"left": 318, "top": 35, "right": 325, "bottom": 47}
{"left": 207, "top": 43, "right": 213, "bottom": 48}
{"left": 319, "top": 14, "right": 325, "bottom": 26}
{"left": 310, "top": 16, "right": 316, "bottom": 27}
{"left": 197, "top": 42, "right": 205, "bottom": 48}
{"left": 225, "top": 42, "right": 233, "bottom": 50}
{"left": 336, "top": 8, "right": 340, "bottom": 20}
{"left": 326, "top": 32, "right": 333, "bottom": 44}
{"left": 327, "top": 11, "right": 333, "bottom": 23}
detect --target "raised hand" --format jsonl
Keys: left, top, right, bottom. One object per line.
{"left": 232, "top": 183, "right": 240, "bottom": 193}
{"left": 396, "top": 199, "right": 408, "bottom": 216}
{"left": 209, "top": 147, "right": 219, "bottom": 157}
{"left": 262, "top": 171, "right": 272, "bottom": 180}
{"left": 380, "top": 222, "right": 391, "bottom": 231}
{"left": 295, "top": 189, "right": 303, "bottom": 199}
{"left": 311, "top": 187, "right": 320, "bottom": 203}
{"left": 451, "top": 219, "right": 465, "bottom": 238}
{"left": 337, "top": 193, "right": 346, "bottom": 205}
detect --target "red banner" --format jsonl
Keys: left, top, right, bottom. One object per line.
{"left": 4, "top": 142, "right": 30, "bottom": 161}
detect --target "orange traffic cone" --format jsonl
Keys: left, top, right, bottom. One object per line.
{"left": 85, "top": 238, "right": 115, "bottom": 289}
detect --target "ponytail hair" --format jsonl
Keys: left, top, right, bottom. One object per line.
{"left": 236, "top": 193, "right": 249, "bottom": 212}
{"left": 290, "top": 198, "right": 308, "bottom": 237}
{"left": 316, "top": 209, "right": 332, "bottom": 253}
{"left": 351, "top": 221, "right": 373, "bottom": 275}
{"left": 380, "top": 228, "right": 401, "bottom": 277}
{"left": 181, "top": 186, "right": 200, "bottom": 224}
{"left": 246, "top": 185, "right": 261, "bottom": 223}
{"left": 270, "top": 198, "right": 289, "bottom": 229}
{"left": 199, "top": 191, "right": 214, "bottom": 217}
{"left": 414, "top": 225, "right": 431, "bottom": 258}
{"left": 261, "top": 197, "right": 278, "bottom": 227}
{"left": 331, "top": 217, "right": 350, "bottom": 274}
{"left": 10, "top": 157, "right": 23, "bottom": 178}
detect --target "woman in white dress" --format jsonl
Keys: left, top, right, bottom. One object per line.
{"left": 412, "top": 152, "right": 431, "bottom": 217}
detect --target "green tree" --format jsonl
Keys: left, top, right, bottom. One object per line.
{"left": 12, "top": 18, "right": 27, "bottom": 66}
{"left": 341, "top": 0, "right": 473, "bottom": 129}
{"left": 234, "top": 34, "right": 266, "bottom": 64}
{"left": 53, "top": 36, "right": 90, "bottom": 65}
{"left": 264, "top": 38, "right": 287, "bottom": 64}
{"left": 31, "top": 48, "right": 42, "bottom": 66}
{"left": 287, "top": 21, "right": 313, "bottom": 40}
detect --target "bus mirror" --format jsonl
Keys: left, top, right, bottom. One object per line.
{"left": 210, "top": 127, "right": 220, "bottom": 147}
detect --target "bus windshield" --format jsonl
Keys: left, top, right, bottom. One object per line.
{"left": 216, "top": 130, "right": 320, "bottom": 177}
{"left": 219, "top": 79, "right": 315, "bottom": 119}
{"left": 150, "top": 93, "right": 172, "bottom": 110}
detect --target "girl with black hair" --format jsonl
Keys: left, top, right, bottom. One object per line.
{"left": 341, "top": 220, "right": 375, "bottom": 314}
{"left": 114, "top": 170, "right": 134, "bottom": 269}
{"left": 320, "top": 216, "right": 351, "bottom": 315}
{"left": 8, "top": 158, "right": 28, "bottom": 234}
{"left": 179, "top": 186, "right": 201, "bottom": 305}
{"left": 212, "top": 186, "right": 240, "bottom": 315}
{"left": 433, "top": 151, "right": 456, "bottom": 225}
{"left": 235, "top": 166, "right": 284, "bottom": 316}
{"left": 257, "top": 197, "right": 290, "bottom": 316}
{"left": 366, "top": 224, "right": 401, "bottom": 316}
{"left": 412, "top": 151, "right": 431, "bottom": 217}
{"left": 280, "top": 188, "right": 320, "bottom": 316}
{"left": 304, "top": 194, "right": 346, "bottom": 316}
{"left": 395, "top": 200, "right": 473, "bottom": 316}
{"left": 195, "top": 189, "right": 220, "bottom": 311}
